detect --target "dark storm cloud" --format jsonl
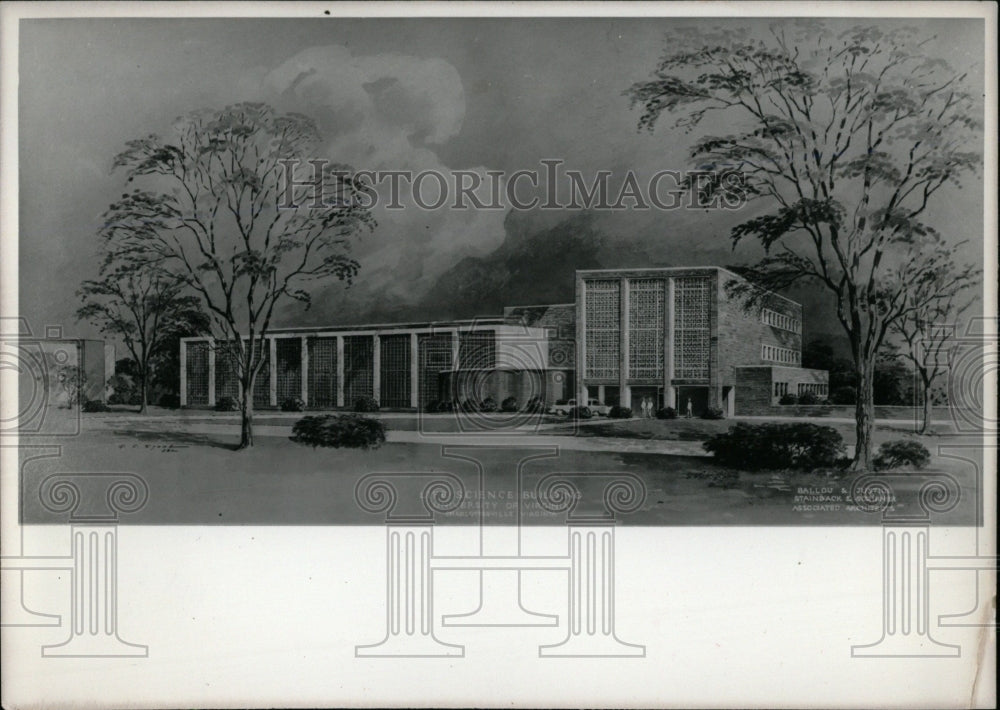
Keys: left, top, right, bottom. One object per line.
{"left": 18, "top": 17, "right": 985, "bottom": 348}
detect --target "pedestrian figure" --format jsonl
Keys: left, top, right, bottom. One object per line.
{"left": 685, "top": 397, "right": 693, "bottom": 418}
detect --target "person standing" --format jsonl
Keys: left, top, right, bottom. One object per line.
{"left": 685, "top": 397, "right": 693, "bottom": 418}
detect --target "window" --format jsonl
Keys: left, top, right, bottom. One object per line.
{"left": 761, "top": 308, "right": 801, "bottom": 333}
{"left": 674, "top": 277, "right": 711, "bottom": 380}
{"left": 628, "top": 279, "right": 665, "bottom": 379}
{"left": 585, "top": 280, "right": 620, "bottom": 379}
{"left": 762, "top": 344, "right": 800, "bottom": 364}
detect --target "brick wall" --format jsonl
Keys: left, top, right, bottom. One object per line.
{"left": 734, "top": 365, "right": 830, "bottom": 415}
{"left": 717, "top": 271, "right": 802, "bottom": 388}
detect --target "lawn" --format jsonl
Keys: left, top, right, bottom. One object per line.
{"left": 19, "top": 420, "right": 983, "bottom": 527}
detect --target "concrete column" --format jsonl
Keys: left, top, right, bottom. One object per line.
{"left": 726, "top": 386, "right": 735, "bottom": 417}
{"left": 598, "top": 384, "right": 605, "bottom": 405}
{"left": 409, "top": 332, "right": 419, "bottom": 409}
{"left": 619, "top": 278, "right": 630, "bottom": 409}
{"left": 665, "top": 278, "right": 676, "bottom": 408}
{"left": 268, "top": 337, "right": 278, "bottom": 407}
{"left": 577, "top": 278, "right": 588, "bottom": 403}
{"left": 372, "top": 334, "right": 381, "bottom": 404}
{"left": 300, "top": 336, "right": 309, "bottom": 405}
{"left": 207, "top": 338, "right": 216, "bottom": 408}
{"left": 179, "top": 340, "right": 188, "bottom": 407}
{"left": 336, "top": 336, "right": 345, "bottom": 408}
{"left": 450, "top": 330, "right": 460, "bottom": 370}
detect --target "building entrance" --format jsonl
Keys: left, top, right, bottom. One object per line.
{"left": 676, "top": 386, "right": 710, "bottom": 417}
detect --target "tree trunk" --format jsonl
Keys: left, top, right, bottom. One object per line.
{"left": 139, "top": 373, "right": 149, "bottom": 415}
{"left": 852, "top": 365, "right": 876, "bottom": 470}
{"left": 919, "top": 377, "right": 933, "bottom": 435}
{"left": 239, "top": 381, "right": 255, "bottom": 449}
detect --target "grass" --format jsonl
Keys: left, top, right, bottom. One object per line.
{"left": 19, "top": 422, "right": 982, "bottom": 527}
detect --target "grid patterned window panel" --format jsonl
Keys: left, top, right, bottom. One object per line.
{"left": 418, "top": 333, "right": 453, "bottom": 407}
{"left": 673, "top": 277, "right": 711, "bottom": 380}
{"left": 628, "top": 279, "right": 664, "bottom": 379}
{"left": 275, "top": 338, "right": 302, "bottom": 403}
{"left": 585, "top": 279, "right": 620, "bottom": 379}
{"left": 247, "top": 339, "right": 271, "bottom": 407}
{"left": 185, "top": 341, "right": 209, "bottom": 405}
{"left": 214, "top": 341, "right": 241, "bottom": 402}
{"left": 459, "top": 331, "right": 496, "bottom": 369}
{"left": 307, "top": 337, "right": 337, "bottom": 408}
{"left": 379, "top": 334, "right": 411, "bottom": 408}
{"left": 344, "top": 335, "right": 374, "bottom": 404}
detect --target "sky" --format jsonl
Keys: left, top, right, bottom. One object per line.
{"left": 17, "top": 16, "right": 987, "bottom": 348}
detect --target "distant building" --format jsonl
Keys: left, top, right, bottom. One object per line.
{"left": 179, "top": 266, "right": 827, "bottom": 415}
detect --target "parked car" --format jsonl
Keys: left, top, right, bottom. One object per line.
{"left": 549, "top": 398, "right": 610, "bottom": 416}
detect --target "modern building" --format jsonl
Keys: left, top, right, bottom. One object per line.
{"left": 179, "top": 266, "right": 827, "bottom": 415}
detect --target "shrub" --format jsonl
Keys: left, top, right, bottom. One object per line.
{"left": 500, "top": 396, "right": 519, "bottom": 413}
{"left": 215, "top": 395, "right": 239, "bottom": 412}
{"left": 830, "top": 386, "right": 856, "bottom": 405}
{"left": 522, "top": 395, "right": 545, "bottom": 413}
{"left": 798, "top": 390, "right": 820, "bottom": 405}
{"left": 158, "top": 393, "right": 181, "bottom": 409}
{"left": 290, "top": 414, "right": 386, "bottom": 450}
{"left": 568, "top": 405, "right": 593, "bottom": 419}
{"left": 779, "top": 393, "right": 799, "bottom": 405}
{"left": 873, "top": 440, "right": 931, "bottom": 471}
{"left": 656, "top": 406, "right": 677, "bottom": 420}
{"left": 701, "top": 407, "right": 726, "bottom": 420}
{"left": 353, "top": 396, "right": 380, "bottom": 413}
{"left": 609, "top": 405, "right": 633, "bottom": 419}
{"left": 479, "top": 397, "right": 498, "bottom": 413}
{"left": 280, "top": 397, "right": 305, "bottom": 412}
{"left": 703, "top": 422, "right": 846, "bottom": 471}
{"left": 82, "top": 399, "right": 110, "bottom": 413}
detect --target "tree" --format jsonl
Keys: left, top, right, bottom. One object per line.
{"left": 77, "top": 256, "right": 207, "bottom": 413}
{"left": 104, "top": 103, "right": 374, "bottom": 448}
{"left": 627, "top": 23, "right": 982, "bottom": 468}
{"left": 888, "top": 259, "right": 977, "bottom": 433}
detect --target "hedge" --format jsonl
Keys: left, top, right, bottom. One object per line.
{"left": 703, "top": 422, "right": 846, "bottom": 470}
{"left": 290, "top": 414, "right": 386, "bottom": 450}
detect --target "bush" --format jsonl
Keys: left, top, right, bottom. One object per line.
{"left": 479, "top": 397, "right": 498, "bottom": 413}
{"left": 873, "top": 440, "right": 931, "bottom": 471}
{"left": 158, "top": 393, "right": 181, "bottom": 409}
{"left": 500, "top": 396, "right": 519, "bottom": 413}
{"left": 609, "top": 406, "right": 633, "bottom": 419}
{"left": 701, "top": 407, "right": 726, "bottom": 420}
{"left": 798, "top": 390, "right": 820, "bottom": 405}
{"left": 703, "top": 422, "right": 846, "bottom": 471}
{"left": 779, "top": 393, "right": 799, "bottom": 405}
{"left": 280, "top": 397, "right": 305, "bottom": 412}
{"left": 353, "top": 396, "right": 380, "bottom": 413}
{"left": 522, "top": 395, "right": 545, "bottom": 413}
{"left": 82, "top": 399, "right": 110, "bottom": 413}
{"left": 290, "top": 414, "right": 386, "bottom": 450}
{"left": 568, "top": 405, "right": 593, "bottom": 419}
{"left": 215, "top": 395, "right": 239, "bottom": 412}
{"left": 830, "top": 386, "right": 856, "bottom": 405}
{"left": 656, "top": 406, "right": 677, "bottom": 420}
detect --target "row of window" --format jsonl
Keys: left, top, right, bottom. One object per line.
{"left": 761, "top": 344, "right": 800, "bottom": 364}
{"left": 761, "top": 308, "right": 800, "bottom": 333}
{"left": 773, "top": 382, "right": 829, "bottom": 397}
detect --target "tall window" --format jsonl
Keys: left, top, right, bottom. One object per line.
{"left": 584, "top": 280, "right": 620, "bottom": 379}
{"left": 379, "top": 334, "right": 411, "bottom": 408}
{"left": 628, "top": 280, "right": 665, "bottom": 379}
{"left": 307, "top": 337, "right": 337, "bottom": 407}
{"left": 673, "top": 277, "right": 711, "bottom": 380}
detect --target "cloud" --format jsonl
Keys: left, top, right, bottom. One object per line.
{"left": 259, "top": 45, "right": 510, "bottom": 324}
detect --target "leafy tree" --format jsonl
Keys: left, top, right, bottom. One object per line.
{"left": 628, "top": 23, "right": 982, "bottom": 468}
{"left": 105, "top": 103, "right": 374, "bottom": 447}
{"left": 77, "top": 256, "right": 206, "bottom": 414}
{"left": 888, "top": 259, "right": 977, "bottom": 432}
{"left": 872, "top": 345, "right": 913, "bottom": 406}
